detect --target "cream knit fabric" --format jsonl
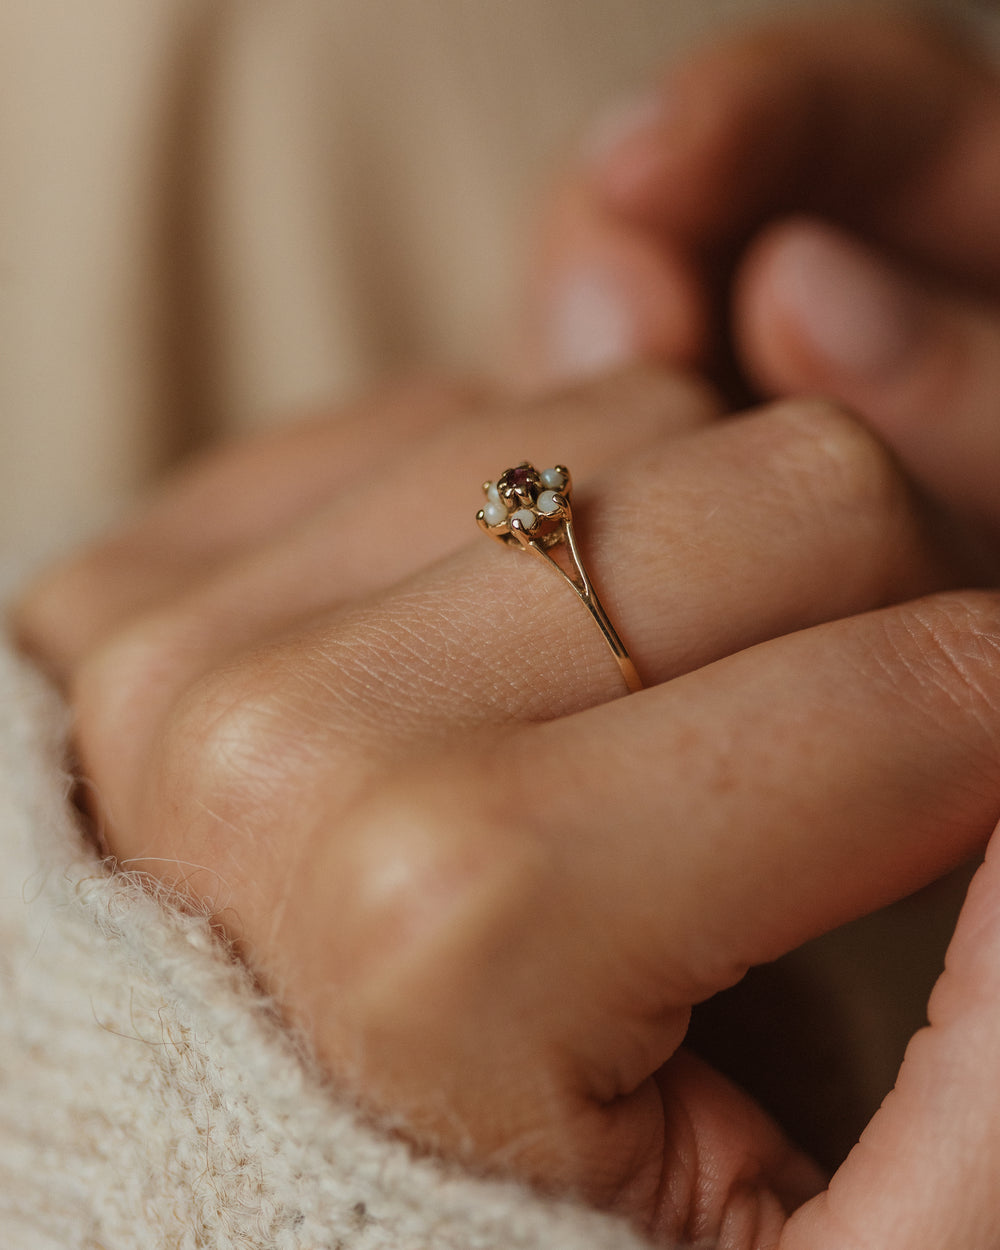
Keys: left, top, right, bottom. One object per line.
{"left": 0, "top": 634, "right": 668, "bottom": 1250}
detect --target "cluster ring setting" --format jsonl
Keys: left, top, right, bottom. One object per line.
{"left": 476, "top": 462, "right": 642, "bottom": 693}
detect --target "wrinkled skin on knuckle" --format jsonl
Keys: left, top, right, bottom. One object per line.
{"left": 882, "top": 591, "right": 1000, "bottom": 740}
{"left": 75, "top": 635, "right": 358, "bottom": 939}
{"left": 144, "top": 656, "right": 369, "bottom": 930}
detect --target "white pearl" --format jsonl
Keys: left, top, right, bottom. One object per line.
{"left": 537, "top": 490, "right": 561, "bottom": 515}
{"left": 487, "top": 482, "right": 503, "bottom": 506}
{"left": 540, "top": 467, "right": 566, "bottom": 490}
{"left": 511, "top": 508, "right": 536, "bottom": 531}
{"left": 483, "top": 500, "right": 507, "bottom": 526}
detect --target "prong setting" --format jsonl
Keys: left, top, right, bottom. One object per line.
{"left": 477, "top": 462, "right": 572, "bottom": 549}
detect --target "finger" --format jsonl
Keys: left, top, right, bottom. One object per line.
{"left": 736, "top": 217, "right": 1000, "bottom": 533}
{"left": 780, "top": 828, "right": 1000, "bottom": 1250}
{"left": 67, "top": 367, "right": 721, "bottom": 824}
{"left": 12, "top": 378, "right": 479, "bottom": 677}
{"left": 516, "top": 593, "right": 1000, "bottom": 1003}
{"left": 592, "top": 11, "right": 1000, "bottom": 285}
{"left": 256, "top": 590, "right": 1000, "bottom": 1236}
{"left": 88, "top": 398, "right": 955, "bottom": 887}
{"left": 514, "top": 177, "right": 708, "bottom": 388}
{"left": 16, "top": 368, "right": 720, "bottom": 685}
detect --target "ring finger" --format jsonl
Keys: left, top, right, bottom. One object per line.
{"left": 81, "top": 394, "right": 959, "bottom": 864}
{"left": 15, "top": 367, "right": 721, "bottom": 683}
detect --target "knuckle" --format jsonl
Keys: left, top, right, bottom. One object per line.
{"left": 149, "top": 654, "right": 332, "bottom": 869}
{"left": 74, "top": 623, "right": 332, "bottom": 901}
{"left": 68, "top": 616, "right": 229, "bottom": 891}
{"left": 13, "top": 536, "right": 152, "bottom": 681}
{"left": 311, "top": 768, "right": 546, "bottom": 1023}
{"left": 73, "top": 616, "right": 188, "bottom": 799}
{"left": 287, "top": 770, "right": 557, "bottom": 1157}
{"left": 10, "top": 558, "right": 93, "bottom": 679}
{"left": 158, "top": 666, "right": 280, "bottom": 814}
{"left": 883, "top": 591, "right": 1000, "bottom": 725}
{"left": 547, "top": 363, "right": 723, "bottom": 433}
{"left": 761, "top": 396, "right": 906, "bottom": 518}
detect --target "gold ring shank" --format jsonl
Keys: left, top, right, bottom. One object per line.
{"left": 525, "top": 521, "right": 643, "bottom": 694}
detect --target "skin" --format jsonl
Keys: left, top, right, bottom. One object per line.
{"left": 530, "top": 9, "right": 1000, "bottom": 528}
{"left": 515, "top": 10, "right": 1000, "bottom": 1241}
{"left": 16, "top": 9, "right": 1000, "bottom": 1248}
{"left": 13, "top": 366, "right": 1000, "bottom": 1249}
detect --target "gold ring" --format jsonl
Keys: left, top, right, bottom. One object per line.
{"left": 477, "top": 462, "right": 642, "bottom": 693}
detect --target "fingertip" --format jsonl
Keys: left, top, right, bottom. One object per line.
{"left": 645, "top": 1051, "right": 826, "bottom": 1243}
{"left": 517, "top": 179, "right": 710, "bottom": 391}
{"left": 735, "top": 220, "right": 929, "bottom": 399}
{"left": 587, "top": 33, "right": 808, "bottom": 234}
{"left": 538, "top": 247, "right": 707, "bottom": 388}
{"left": 582, "top": 88, "right": 669, "bottom": 176}
{"left": 587, "top": 90, "right": 684, "bottom": 222}
{"left": 587, "top": 68, "right": 721, "bottom": 229}
{"left": 591, "top": 8, "right": 997, "bottom": 259}
{"left": 735, "top": 218, "right": 1000, "bottom": 527}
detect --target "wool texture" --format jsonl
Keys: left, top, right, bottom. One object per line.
{"left": 0, "top": 635, "right": 673, "bottom": 1249}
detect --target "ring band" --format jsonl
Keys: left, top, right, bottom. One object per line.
{"left": 477, "top": 462, "right": 642, "bottom": 693}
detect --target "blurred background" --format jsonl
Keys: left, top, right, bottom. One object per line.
{"left": 2, "top": 0, "right": 994, "bottom": 564}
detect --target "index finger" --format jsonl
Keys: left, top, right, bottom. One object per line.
{"left": 599, "top": 12, "right": 1000, "bottom": 285}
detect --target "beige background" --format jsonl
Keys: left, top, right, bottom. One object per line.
{"left": 2, "top": 0, "right": 972, "bottom": 561}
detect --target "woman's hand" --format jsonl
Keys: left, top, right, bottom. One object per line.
{"left": 13, "top": 367, "right": 1000, "bottom": 1248}
{"left": 527, "top": 9, "right": 1000, "bottom": 534}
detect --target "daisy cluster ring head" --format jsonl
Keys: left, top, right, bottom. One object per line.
{"left": 477, "top": 462, "right": 572, "bottom": 549}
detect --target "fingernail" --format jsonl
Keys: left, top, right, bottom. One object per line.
{"left": 583, "top": 90, "right": 667, "bottom": 167}
{"left": 771, "top": 227, "right": 925, "bottom": 382}
{"left": 541, "top": 269, "right": 637, "bottom": 383}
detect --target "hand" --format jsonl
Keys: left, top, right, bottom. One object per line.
{"left": 526, "top": 9, "right": 1000, "bottom": 533}
{"left": 14, "top": 369, "right": 1000, "bottom": 1248}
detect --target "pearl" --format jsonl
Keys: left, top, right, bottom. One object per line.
{"left": 483, "top": 500, "right": 507, "bottom": 526}
{"left": 540, "top": 467, "right": 566, "bottom": 490}
{"left": 487, "top": 482, "right": 503, "bottom": 507}
{"left": 537, "top": 490, "right": 561, "bottom": 515}
{"left": 511, "top": 508, "right": 536, "bottom": 532}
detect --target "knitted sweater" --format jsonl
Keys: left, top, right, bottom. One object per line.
{"left": 0, "top": 635, "right": 670, "bottom": 1250}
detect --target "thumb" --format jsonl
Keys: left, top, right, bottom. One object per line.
{"left": 780, "top": 830, "right": 1000, "bottom": 1250}
{"left": 736, "top": 218, "right": 1000, "bottom": 532}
